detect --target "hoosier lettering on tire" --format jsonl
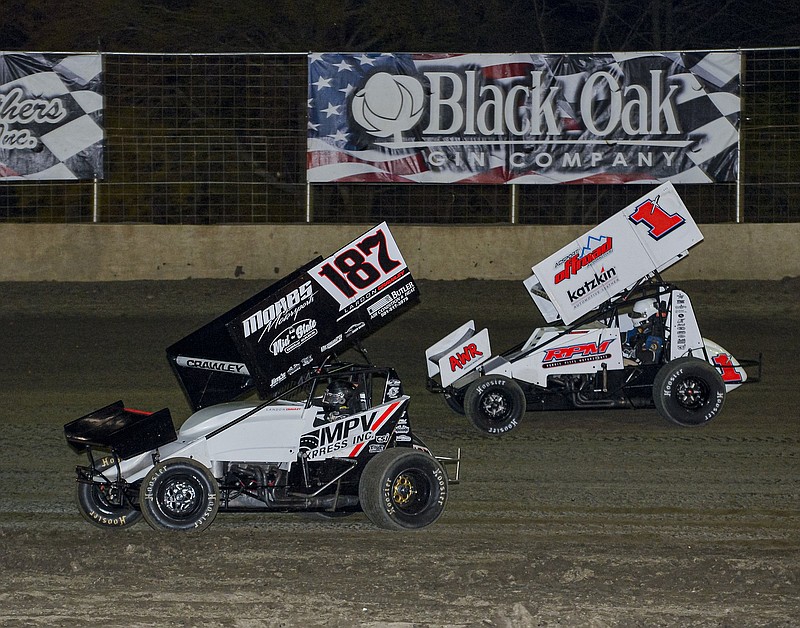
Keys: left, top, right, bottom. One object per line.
{"left": 358, "top": 448, "right": 447, "bottom": 530}
{"left": 76, "top": 479, "right": 142, "bottom": 530}
{"left": 140, "top": 457, "right": 219, "bottom": 532}
{"left": 464, "top": 375, "right": 526, "bottom": 435}
{"left": 653, "top": 357, "right": 726, "bottom": 427}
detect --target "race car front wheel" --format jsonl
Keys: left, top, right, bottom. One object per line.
{"left": 76, "top": 480, "right": 142, "bottom": 530}
{"left": 359, "top": 448, "right": 448, "bottom": 530}
{"left": 140, "top": 457, "right": 219, "bottom": 532}
{"left": 653, "top": 357, "right": 726, "bottom": 427}
{"left": 464, "top": 375, "right": 525, "bottom": 435}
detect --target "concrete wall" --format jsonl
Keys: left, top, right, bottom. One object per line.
{"left": 1, "top": 223, "right": 797, "bottom": 282}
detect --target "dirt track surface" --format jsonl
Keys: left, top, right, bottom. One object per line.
{"left": 0, "top": 278, "right": 798, "bottom": 627}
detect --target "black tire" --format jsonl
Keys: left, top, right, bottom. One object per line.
{"left": 443, "top": 390, "right": 465, "bottom": 415}
{"left": 358, "top": 448, "right": 447, "bottom": 530}
{"left": 464, "top": 375, "right": 526, "bottom": 435}
{"left": 653, "top": 358, "right": 726, "bottom": 427}
{"left": 140, "top": 457, "right": 219, "bottom": 532}
{"left": 76, "top": 480, "right": 142, "bottom": 530}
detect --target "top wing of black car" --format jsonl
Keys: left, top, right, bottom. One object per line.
{"left": 167, "top": 223, "right": 419, "bottom": 411}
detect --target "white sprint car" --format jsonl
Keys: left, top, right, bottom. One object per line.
{"left": 65, "top": 224, "right": 460, "bottom": 532}
{"left": 425, "top": 183, "right": 759, "bottom": 434}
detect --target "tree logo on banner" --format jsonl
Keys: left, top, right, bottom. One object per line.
{"left": 351, "top": 72, "right": 425, "bottom": 141}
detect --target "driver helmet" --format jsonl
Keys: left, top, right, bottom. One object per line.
{"left": 322, "top": 380, "right": 356, "bottom": 411}
{"left": 630, "top": 298, "right": 660, "bottom": 324}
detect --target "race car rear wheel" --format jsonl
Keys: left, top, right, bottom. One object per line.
{"left": 653, "top": 358, "right": 726, "bottom": 427}
{"left": 359, "top": 448, "right": 447, "bottom": 530}
{"left": 443, "top": 390, "right": 465, "bottom": 415}
{"left": 140, "top": 458, "right": 219, "bottom": 532}
{"left": 76, "top": 480, "right": 142, "bottom": 530}
{"left": 464, "top": 375, "right": 525, "bottom": 435}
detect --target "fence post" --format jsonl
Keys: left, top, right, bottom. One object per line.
{"left": 93, "top": 176, "right": 99, "bottom": 223}
{"left": 510, "top": 184, "right": 518, "bottom": 224}
{"left": 736, "top": 49, "right": 745, "bottom": 223}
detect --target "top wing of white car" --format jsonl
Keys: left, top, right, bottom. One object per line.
{"left": 525, "top": 182, "right": 703, "bottom": 325}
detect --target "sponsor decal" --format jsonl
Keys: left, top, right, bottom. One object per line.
{"left": 345, "top": 322, "right": 366, "bottom": 337}
{"left": 566, "top": 267, "right": 617, "bottom": 303}
{"left": 554, "top": 235, "right": 613, "bottom": 284}
{"left": 395, "top": 434, "right": 412, "bottom": 442}
{"left": 287, "top": 363, "right": 302, "bottom": 376}
{"left": 543, "top": 339, "right": 614, "bottom": 368}
{"left": 629, "top": 196, "right": 685, "bottom": 240}
{"left": 268, "top": 318, "right": 318, "bottom": 356}
{"left": 673, "top": 292, "right": 689, "bottom": 355}
{"left": 448, "top": 342, "right": 484, "bottom": 373}
{"left": 175, "top": 356, "right": 250, "bottom": 376}
{"left": 242, "top": 281, "right": 315, "bottom": 340}
{"left": 270, "top": 372, "right": 287, "bottom": 388}
{"left": 301, "top": 401, "right": 401, "bottom": 459}
{"left": 712, "top": 354, "right": 743, "bottom": 383}
{"left": 321, "top": 334, "right": 343, "bottom": 353}
{"left": 367, "top": 279, "right": 417, "bottom": 320}
{"left": 394, "top": 424, "right": 410, "bottom": 434}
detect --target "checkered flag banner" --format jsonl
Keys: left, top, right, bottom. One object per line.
{"left": 0, "top": 53, "right": 103, "bottom": 180}
{"left": 308, "top": 52, "right": 740, "bottom": 184}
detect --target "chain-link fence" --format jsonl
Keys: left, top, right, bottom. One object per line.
{"left": 1, "top": 48, "right": 797, "bottom": 224}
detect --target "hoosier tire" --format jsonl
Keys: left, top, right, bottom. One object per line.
{"left": 443, "top": 390, "right": 466, "bottom": 415}
{"left": 140, "top": 457, "right": 219, "bottom": 532}
{"left": 358, "top": 448, "right": 447, "bottom": 531}
{"left": 464, "top": 375, "right": 526, "bottom": 435}
{"left": 653, "top": 357, "right": 726, "bottom": 427}
{"left": 76, "top": 480, "right": 142, "bottom": 530}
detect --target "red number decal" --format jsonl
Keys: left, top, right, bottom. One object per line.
{"left": 317, "top": 229, "right": 401, "bottom": 299}
{"left": 629, "top": 199, "right": 685, "bottom": 239}
{"left": 712, "top": 354, "right": 743, "bottom": 383}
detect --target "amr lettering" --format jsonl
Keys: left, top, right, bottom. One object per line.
{"left": 543, "top": 339, "right": 613, "bottom": 363}
{"left": 449, "top": 343, "right": 483, "bottom": 372}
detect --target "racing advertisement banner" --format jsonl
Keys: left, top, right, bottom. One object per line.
{"left": 308, "top": 51, "right": 739, "bottom": 184}
{"left": 528, "top": 181, "right": 703, "bottom": 324}
{"left": 226, "top": 223, "right": 420, "bottom": 398}
{"left": 0, "top": 52, "right": 104, "bottom": 180}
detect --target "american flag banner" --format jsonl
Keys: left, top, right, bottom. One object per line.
{"left": 0, "top": 53, "right": 103, "bottom": 180}
{"left": 307, "top": 52, "right": 740, "bottom": 184}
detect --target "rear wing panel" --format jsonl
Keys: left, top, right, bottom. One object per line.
{"left": 526, "top": 182, "right": 703, "bottom": 325}
{"left": 168, "top": 223, "right": 419, "bottom": 411}
{"left": 64, "top": 401, "right": 177, "bottom": 459}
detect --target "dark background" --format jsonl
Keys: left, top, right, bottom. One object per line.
{"left": 2, "top": 0, "right": 798, "bottom": 53}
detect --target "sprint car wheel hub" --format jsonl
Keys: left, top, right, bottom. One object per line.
{"left": 482, "top": 392, "right": 508, "bottom": 418}
{"left": 676, "top": 377, "right": 708, "bottom": 409}
{"left": 392, "top": 474, "right": 415, "bottom": 506}
{"left": 162, "top": 479, "right": 197, "bottom": 514}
